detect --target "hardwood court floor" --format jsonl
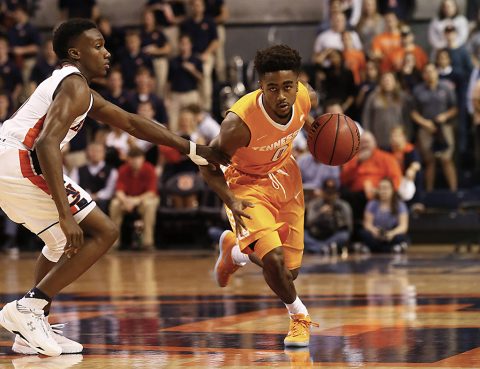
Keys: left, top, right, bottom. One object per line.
{"left": 0, "top": 248, "right": 479, "bottom": 368}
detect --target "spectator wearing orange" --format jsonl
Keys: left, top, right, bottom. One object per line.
{"left": 342, "top": 31, "right": 366, "bottom": 85}
{"left": 371, "top": 12, "right": 401, "bottom": 64}
{"left": 383, "top": 25, "right": 428, "bottom": 73}
{"left": 341, "top": 131, "right": 402, "bottom": 221}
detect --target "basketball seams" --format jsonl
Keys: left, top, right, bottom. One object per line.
{"left": 328, "top": 114, "right": 340, "bottom": 165}
{"left": 345, "top": 115, "right": 355, "bottom": 162}
{"left": 312, "top": 114, "right": 333, "bottom": 158}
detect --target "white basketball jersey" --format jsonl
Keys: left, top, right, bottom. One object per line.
{"left": 0, "top": 65, "right": 93, "bottom": 150}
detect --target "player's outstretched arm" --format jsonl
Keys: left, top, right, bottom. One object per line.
{"left": 199, "top": 112, "right": 253, "bottom": 235}
{"left": 36, "top": 75, "right": 91, "bottom": 250}
{"left": 88, "top": 90, "right": 229, "bottom": 166}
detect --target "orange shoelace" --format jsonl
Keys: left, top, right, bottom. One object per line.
{"left": 290, "top": 317, "right": 320, "bottom": 336}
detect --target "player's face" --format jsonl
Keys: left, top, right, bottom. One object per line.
{"left": 74, "top": 28, "right": 111, "bottom": 79}
{"left": 260, "top": 70, "right": 298, "bottom": 121}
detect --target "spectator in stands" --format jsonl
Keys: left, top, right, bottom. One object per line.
{"left": 342, "top": 31, "right": 366, "bottom": 85}
{"left": 411, "top": 63, "right": 458, "bottom": 192}
{"left": 205, "top": 0, "right": 228, "bottom": 83}
{"left": 167, "top": 33, "right": 203, "bottom": 132}
{"left": 442, "top": 27, "right": 472, "bottom": 161}
{"left": 319, "top": 0, "right": 363, "bottom": 30}
{"left": 97, "top": 16, "right": 124, "bottom": 66}
{"left": 0, "top": 36, "right": 22, "bottom": 105}
{"left": 304, "top": 177, "right": 353, "bottom": 255}
{"left": 469, "top": 78, "right": 480, "bottom": 174}
{"left": 70, "top": 143, "right": 118, "bottom": 214}
{"left": 102, "top": 67, "right": 133, "bottom": 112}
{"left": 186, "top": 103, "right": 220, "bottom": 144}
{"left": 129, "top": 67, "right": 168, "bottom": 125}
{"left": 119, "top": 30, "right": 154, "bottom": 90}
{"left": 362, "top": 72, "right": 412, "bottom": 149}
{"left": 355, "top": 59, "right": 379, "bottom": 114}
{"left": 141, "top": 8, "right": 172, "bottom": 97}
{"left": 29, "top": 39, "right": 58, "bottom": 92}
{"left": 383, "top": 25, "right": 428, "bottom": 73}
{"left": 157, "top": 108, "right": 199, "bottom": 184}
{"left": 146, "top": 0, "right": 187, "bottom": 55}
{"left": 389, "top": 126, "right": 422, "bottom": 201}
{"left": 313, "top": 11, "right": 362, "bottom": 57}
{"left": 429, "top": 0, "right": 469, "bottom": 51}
{"left": 377, "top": 0, "right": 416, "bottom": 22}
{"left": 106, "top": 126, "right": 136, "bottom": 165}
{"left": 360, "top": 177, "right": 409, "bottom": 253}
{"left": 59, "top": 0, "right": 99, "bottom": 20}
{"left": 315, "top": 49, "right": 356, "bottom": 115}
{"left": 371, "top": 12, "right": 401, "bottom": 65}
{"left": 180, "top": 0, "right": 218, "bottom": 111}
{"left": 0, "top": 91, "right": 12, "bottom": 124}
{"left": 341, "top": 131, "right": 402, "bottom": 221}
{"left": 356, "top": 0, "right": 384, "bottom": 56}
{"left": 8, "top": 4, "right": 40, "bottom": 85}
{"left": 396, "top": 52, "right": 423, "bottom": 93}
{"left": 110, "top": 147, "right": 159, "bottom": 251}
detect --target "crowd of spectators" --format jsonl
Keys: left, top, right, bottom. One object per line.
{"left": 2, "top": 0, "right": 480, "bottom": 255}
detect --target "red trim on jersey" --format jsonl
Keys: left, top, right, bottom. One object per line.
{"left": 22, "top": 114, "right": 47, "bottom": 149}
{"left": 18, "top": 150, "right": 50, "bottom": 195}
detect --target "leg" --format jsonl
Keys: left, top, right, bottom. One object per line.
{"left": 109, "top": 197, "right": 125, "bottom": 248}
{"left": 440, "top": 157, "right": 458, "bottom": 191}
{"left": 137, "top": 196, "right": 159, "bottom": 248}
{"left": 424, "top": 159, "right": 435, "bottom": 192}
{"left": 36, "top": 207, "right": 118, "bottom": 297}
{"left": 262, "top": 247, "right": 296, "bottom": 304}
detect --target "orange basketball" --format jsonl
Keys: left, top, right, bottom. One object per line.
{"left": 307, "top": 113, "right": 360, "bottom": 166}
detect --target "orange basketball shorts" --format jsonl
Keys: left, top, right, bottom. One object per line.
{"left": 224, "top": 157, "right": 305, "bottom": 270}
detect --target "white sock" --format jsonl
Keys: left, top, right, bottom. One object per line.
{"left": 18, "top": 297, "right": 48, "bottom": 311}
{"left": 285, "top": 296, "right": 308, "bottom": 316}
{"left": 231, "top": 244, "right": 251, "bottom": 266}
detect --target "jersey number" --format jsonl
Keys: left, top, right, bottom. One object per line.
{"left": 271, "top": 145, "right": 288, "bottom": 162}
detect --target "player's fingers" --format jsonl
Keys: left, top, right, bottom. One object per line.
{"left": 237, "top": 210, "right": 252, "bottom": 220}
{"left": 243, "top": 201, "right": 255, "bottom": 208}
{"left": 235, "top": 216, "right": 248, "bottom": 231}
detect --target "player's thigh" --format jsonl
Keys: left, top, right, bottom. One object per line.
{"left": 79, "top": 206, "right": 118, "bottom": 242}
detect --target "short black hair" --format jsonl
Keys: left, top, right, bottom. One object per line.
{"left": 53, "top": 19, "right": 97, "bottom": 60}
{"left": 254, "top": 44, "right": 301, "bottom": 77}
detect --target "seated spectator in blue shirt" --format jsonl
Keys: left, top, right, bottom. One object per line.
{"left": 360, "top": 177, "right": 409, "bottom": 253}
{"left": 141, "top": 8, "right": 172, "bottom": 96}
{"left": 59, "top": 0, "right": 99, "bottom": 20}
{"left": 102, "top": 67, "right": 133, "bottom": 112}
{"left": 146, "top": 0, "right": 186, "bottom": 26}
{"left": 8, "top": 5, "right": 40, "bottom": 81}
{"left": 97, "top": 16, "right": 125, "bottom": 65}
{"left": 128, "top": 66, "right": 168, "bottom": 125}
{"left": 0, "top": 92, "right": 12, "bottom": 125}
{"left": 29, "top": 39, "right": 58, "bottom": 91}
{"left": 304, "top": 178, "right": 353, "bottom": 255}
{"left": 180, "top": 0, "right": 218, "bottom": 110}
{"left": 167, "top": 33, "right": 203, "bottom": 131}
{"left": 119, "top": 30, "right": 154, "bottom": 90}
{"left": 0, "top": 36, "right": 23, "bottom": 105}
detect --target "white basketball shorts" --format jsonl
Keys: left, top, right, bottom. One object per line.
{"left": 0, "top": 142, "right": 96, "bottom": 261}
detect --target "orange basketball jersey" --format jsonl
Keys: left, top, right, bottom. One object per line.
{"left": 227, "top": 82, "right": 311, "bottom": 175}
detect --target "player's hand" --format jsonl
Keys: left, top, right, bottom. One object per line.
{"left": 227, "top": 198, "right": 254, "bottom": 236}
{"left": 194, "top": 144, "right": 231, "bottom": 167}
{"left": 60, "top": 216, "right": 84, "bottom": 258}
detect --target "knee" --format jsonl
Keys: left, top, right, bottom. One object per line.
{"left": 262, "top": 247, "right": 285, "bottom": 273}
{"left": 102, "top": 220, "right": 119, "bottom": 246}
{"left": 290, "top": 268, "right": 299, "bottom": 280}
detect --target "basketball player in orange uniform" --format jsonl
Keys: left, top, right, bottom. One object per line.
{"left": 200, "top": 45, "right": 319, "bottom": 347}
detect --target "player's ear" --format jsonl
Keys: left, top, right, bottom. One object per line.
{"left": 68, "top": 47, "right": 80, "bottom": 60}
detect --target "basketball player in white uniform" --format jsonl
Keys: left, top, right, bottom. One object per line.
{"left": 0, "top": 19, "right": 228, "bottom": 356}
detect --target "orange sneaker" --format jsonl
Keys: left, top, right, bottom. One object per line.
{"left": 214, "top": 230, "right": 240, "bottom": 287}
{"left": 284, "top": 314, "right": 319, "bottom": 347}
